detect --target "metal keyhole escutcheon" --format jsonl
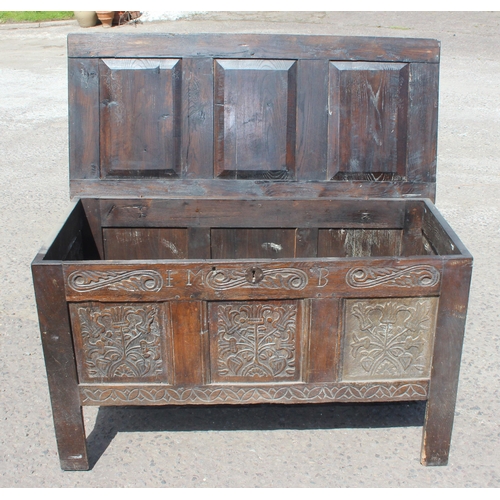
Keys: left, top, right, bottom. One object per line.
{"left": 246, "top": 267, "right": 264, "bottom": 284}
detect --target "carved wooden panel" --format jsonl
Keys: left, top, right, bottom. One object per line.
{"left": 208, "top": 301, "right": 301, "bottom": 383}
{"left": 80, "top": 381, "right": 429, "bottom": 406}
{"left": 69, "top": 302, "right": 169, "bottom": 383}
{"left": 328, "top": 62, "right": 409, "bottom": 180}
{"left": 99, "top": 58, "right": 181, "bottom": 178}
{"left": 214, "top": 59, "right": 297, "bottom": 179}
{"left": 342, "top": 297, "right": 438, "bottom": 381}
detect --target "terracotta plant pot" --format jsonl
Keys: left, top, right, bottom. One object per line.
{"left": 74, "top": 11, "right": 97, "bottom": 28}
{"left": 96, "top": 11, "right": 114, "bottom": 28}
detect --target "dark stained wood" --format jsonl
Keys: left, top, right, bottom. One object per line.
{"left": 67, "top": 34, "right": 439, "bottom": 202}
{"left": 307, "top": 299, "right": 340, "bottom": 383}
{"left": 81, "top": 198, "right": 105, "bottom": 259}
{"left": 170, "top": 301, "right": 205, "bottom": 385}
{"left": 70, "top": 179, "right": 437, "bottom": 201}
{"left": 296, "top": 60, "right": 329, "bottom": 180}
{"left": 328, "top": 62, "right": 409, "bottom": 180}
{"left": 214, "top": 59, "right": 297, "bottom": 179}
{"left": 99, "top": 199, "right": 406, "bottom": 229}
{"left": 68, "top": 33, "right": 440, "bottom": 63}
{"left": 103, "top": 228, "right": 188, "bottom": 260}
{"left": 68, "top": 58, "right": 99, "bottom": 181}
{"left": 422, "top": 208, "right": 462, "bottom": 256}
{"left": 62, "top": 256, "right": 444, "bottom": 303}
{"left": 317, "top": 229, "right": 403, "bottom": 257}
{"left": 421, "top": 258, "right": 473, "bottom": 465}
{"left": 33, "top": 34, "right": 473, "bottom": 470}
{"left": 295, "top": 228, "right": 319, "bottom": 258}
{"left": 181, "top": 57, "right": 213, "bottom": 179}
{"left": 211, "top": 229, "right": 296, "bottom": 259}
{"left": 187, "top": 227, "right": 211, "bottom": 259}
{"left": 99, "top": 58, "right": 182, "bottom": 178}
{"left": 407, "top": 63, "right": 439, "bottom": 183}
{"left": 31, "top": 262, "right": 89, "bottom": 470}
{"left": 401, "top": 201, "right": 434, "bottom": 256}
{"left": 45, "top": 201, "right": 99, "bottom": 261}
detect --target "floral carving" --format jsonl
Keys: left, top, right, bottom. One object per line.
{"left": 213, "top": 302, "right": 298, "bottom": 381}
{"left": 75, "top": 304, "right": 163, "bottom": 381}
{"left": 343, "top": 298, "right": 438, "bottom": 381}
{"left": 206, "top": 268, "right": 308, "bottom": 291}
{"left": 80, "top": 382, "right": 428, "bottom": 405}
{"left": 346, "top": 265, "right": 440, "bottom": 288}
{"left": 68, "top": 270, "right": 163, "bottom": 292}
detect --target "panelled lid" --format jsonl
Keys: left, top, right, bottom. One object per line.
{"left": 68, "top": 33, "right": 440, "bottom": 201}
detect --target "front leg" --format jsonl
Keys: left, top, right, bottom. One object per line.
{"left": 32, "top": 262, "right": 89, "bottom": 470}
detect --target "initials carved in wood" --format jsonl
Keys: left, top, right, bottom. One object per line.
{"left": 212, "top": 302, "right": 298, "bottom": 382}
{"left": 75, "top": 304, "right": 163, "bottom": 381}
{"left": 346, "top": 265, "right": 440, "bottom": 288}
{"left": 342, "top": 297, "right": 438, "bottom": 381}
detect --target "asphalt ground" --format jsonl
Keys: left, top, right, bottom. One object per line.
{"left": 0, "top": 11, "right": 499, "bottom": 487}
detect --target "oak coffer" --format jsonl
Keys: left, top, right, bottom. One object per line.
{"left": 32, "top": 33, "right": 472, "bottom": 470}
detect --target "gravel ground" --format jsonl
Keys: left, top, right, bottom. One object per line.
{"left": 0, "top": 11, "right": 499, "bottom": 487}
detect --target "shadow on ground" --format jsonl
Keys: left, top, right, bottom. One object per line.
{"left": 86, "top": 401, "right": 426, "bottom": 468}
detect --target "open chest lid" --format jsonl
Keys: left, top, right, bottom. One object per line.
{"left": 68, "top": 33, "right": 439, "bottom": 201}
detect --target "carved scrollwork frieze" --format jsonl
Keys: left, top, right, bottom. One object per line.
{"left": 67, "top": 270, "right": 164, "bottom": 292}
{"left": 206, "top": 267, "right": 308, "bottom": 291}
{"left": 346, "top": 265, "right": 440, "bottom": 288}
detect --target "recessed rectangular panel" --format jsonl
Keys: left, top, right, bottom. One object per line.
{"left": 208, "top": 301, "right": 301, "bottom": 383}
{"left": 211, "top": 228, "right": 296, "bottom": 259}
{"left": 70, "top": 302, "right": 170, "bottom": 384}
{"left": 328, "top": 62, "right": 409, "bottom": 180}
{"left": 342, "top": 297, "right": 438, "bottom": 381}
{"left": 214, "top": 59, "right": 297, "bottom": 179}
{"left": 318, "top": 229, "right": 403, "bottom": 257}
{"left": 103, "top": 228, "right": 188, "bottom": 260}
{"left": 100, "top": 59, "right": 181, "bottom": 177}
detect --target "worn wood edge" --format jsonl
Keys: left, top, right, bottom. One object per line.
{"left": 70, "top": 180, "right": 436, "bottom": 201}
{"left": 67, "top": 33, "right": 440, "bottom": 63}
{"left": 78, "top": 380, "right": 429, "bottom": 406}
{"left": 422, "top": 199, "right": 473, "bottom": 259}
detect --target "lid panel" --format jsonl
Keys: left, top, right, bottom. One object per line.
{"left": 214, "top": 59, "right": 297, "bottom": 180}
{"left": 68, "top": 34, "right": 440, "bottom": 201}
{"left": 99, "top": 58, "right": 181, "bottom": 178}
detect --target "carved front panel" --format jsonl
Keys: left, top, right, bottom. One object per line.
{"left": 70, "top": 302, "right": 169, "bottom": 383}
{"left": 342, "top": 297, "right": 438, "bottom": 381}
{"left": 209, "top": 301, "right": 301, "bottom": 383}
